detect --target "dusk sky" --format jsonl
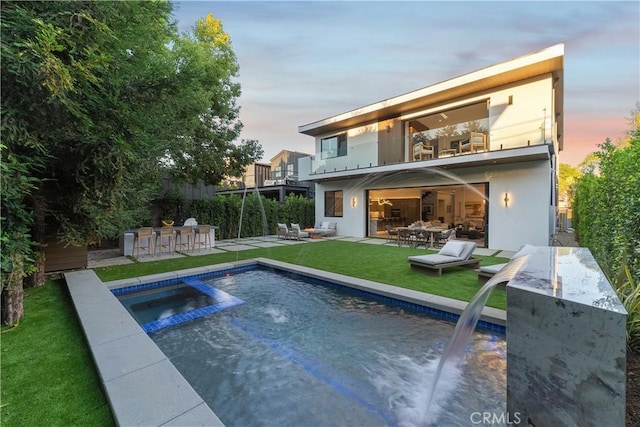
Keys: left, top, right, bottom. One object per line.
{"left": 172, "top": 1, "right": 639, "bottom": 167}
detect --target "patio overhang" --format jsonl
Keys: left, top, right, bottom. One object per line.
{"left": 299, "top": 44, "right": 564, "bottom": 140}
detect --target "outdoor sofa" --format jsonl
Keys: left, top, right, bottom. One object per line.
{"left": 311, "top": 221, "right": 337, "bottom": 237}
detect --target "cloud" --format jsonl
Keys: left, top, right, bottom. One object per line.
{"left": 172, "top": 1, "right": 639, "bottom": 162}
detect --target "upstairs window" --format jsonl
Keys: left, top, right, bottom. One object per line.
{"left": 321, "top": 134, "right": 347, "bottom": 159}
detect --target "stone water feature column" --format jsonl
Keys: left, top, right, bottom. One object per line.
{"left": 506, "top": 247, "right": 627, "bottom": 426}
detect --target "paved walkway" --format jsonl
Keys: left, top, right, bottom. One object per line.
{"left": 88, "top": 231, "right": 581, "bottom": 270}
{"left": 553, "top": 229, "right": 579, "bottom": 247}
{"left": 88, "top": 234, "right": 506, "bottom": 269}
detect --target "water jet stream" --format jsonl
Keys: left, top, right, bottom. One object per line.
{"left": 423, "top": 255, "right": 528, "bottom": 424}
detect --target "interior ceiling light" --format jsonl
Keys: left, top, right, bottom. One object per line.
{"left": 439, "top": 112, "right": 448, "bottom": 119}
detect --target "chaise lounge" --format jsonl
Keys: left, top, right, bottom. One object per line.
{"left": 407, "top": 240, "right": 479, "bottom": 276}
{"left": 477, "top": 244, "right": 537, "bottom": 282}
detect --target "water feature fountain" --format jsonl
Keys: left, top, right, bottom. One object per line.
{"left": 424, "top": 256, "right": 528, "bottom": 423}
{"left": 506, "top": 246, "right": 627, "bottom": 426}
{"left": 424, "top": 246, "right": 627, "bottom": 426}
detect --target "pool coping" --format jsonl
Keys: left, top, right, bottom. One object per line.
{"left": 65, "top": 258, "right": 506, "bottom": 426}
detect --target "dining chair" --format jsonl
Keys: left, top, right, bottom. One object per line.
{"left": 385, "top": 225, "right": 398, "bottom": 243}
{"left": 193, "top": 225, "right": 212, "bottom": 252}
{"left": 134, "top": 227, "right": 154, "bottom": 258}
{"left": 175, "top": 225, "right": 193, "bottom": 252}
{"left": 155, "top": 226, "right": 175, "bottom": 256}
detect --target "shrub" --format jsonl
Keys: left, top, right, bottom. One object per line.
{"left": 610, "top": 262, "right": 640, "bottom": 352}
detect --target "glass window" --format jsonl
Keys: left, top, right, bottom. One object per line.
{"left": 324, "top": 190, "right": 343, "bottom": 217}
{"left": 321, "top": 134, "right": 347, "bottom": 159}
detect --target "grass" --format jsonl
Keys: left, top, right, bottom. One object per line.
{"left": 1, "top": 280, "right": 115, "bottom": 427}
{"left": 1, "top": 239, "right": 508, "bottom": 426}
{"left": 95, "top": 239, "right": 508, "bottom": 310}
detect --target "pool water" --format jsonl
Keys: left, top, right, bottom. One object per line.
{"left": 146, "top": 269, "right": 506, "bottom": 426}
{"left": 119, "top": 284, "right": 217, "bottom": 324}
{"left": 115, "top": 278, "right": 245, "bottom": 333}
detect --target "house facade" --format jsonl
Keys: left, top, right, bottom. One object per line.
{"left": 298, "top": 44, "right": 564, "bottom": 251}
{"left": 217, "top": 150, "right": 314, "bottom": 202}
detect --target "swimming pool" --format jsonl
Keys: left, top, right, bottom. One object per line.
{"left": 126, "top": 267, "right": 506, "bottom": 426}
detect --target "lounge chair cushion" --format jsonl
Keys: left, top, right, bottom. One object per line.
{"left": 438, "top": 241, "right": 467, "bottom": 258}
{"left": 478, "top": 244, "right": 537, "bottom": 277}
{"left": 321, "top": 221, "right": 330, "bottom": 229}
{"left": 512, "top": 244, "right": 537, "bottom": 259}
{"left": 479, "top": 263, "right": 507, "bottom": 275}
{"left": 408, "top": 254, "right": 465, "bottom": 266}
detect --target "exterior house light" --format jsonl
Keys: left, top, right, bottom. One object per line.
{"left": 504, "top": 192, "right": 510, "bottom": 207}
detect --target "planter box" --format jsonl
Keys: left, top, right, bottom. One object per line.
{"left": 44, "top": 237, "right": 87, "bottom": 272}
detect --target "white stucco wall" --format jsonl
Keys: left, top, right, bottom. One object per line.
{"left": 314, "top": 160, "right": 552, "bottom": 251}
{"left": 485, "top": 162, "right": 552, "bottom": 251}
{"left": 314, "top": 182, "right": 365, "bottom": 237}
{"left": 488, "top": 75, "right": 554, "bottom": 150}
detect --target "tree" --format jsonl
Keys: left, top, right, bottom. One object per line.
{"left": 1, "top": 2, "right": 261, "bottom": 324}
{"left": 162, "top": 13, "right": 263, "bottom": 185}
{"left": 558, "top": 163, "right": 581, "bottom": 206}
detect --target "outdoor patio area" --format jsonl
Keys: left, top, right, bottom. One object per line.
{"left": 88, "top": 234, "right": 505, "bottom": 269}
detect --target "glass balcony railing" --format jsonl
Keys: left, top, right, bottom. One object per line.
{"left": 303, "top": 115, "right": 554, "bottom": 176}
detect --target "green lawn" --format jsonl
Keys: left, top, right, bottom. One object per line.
{"left": 1, "top": 239, "right": 507, "bottom": 426}
{"left": 1, "top": 281, "right": 115, "bottom": 426}
{"left": 96, "top": 240, "right": 508, "bottom": 309}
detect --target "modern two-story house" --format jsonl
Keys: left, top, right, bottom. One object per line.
{"left": 298, "top": 44, "right": 564, "bottom": 251}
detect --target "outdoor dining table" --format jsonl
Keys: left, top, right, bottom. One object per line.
{"left": 396, "top": 226, "right": 447, "bottom": 249}
{"left": 119, "top": 225, "right": 219, "bottom": 256}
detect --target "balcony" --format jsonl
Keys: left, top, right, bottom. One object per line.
{"left": 299, "top": 139, "right": 552, "bottom": 182}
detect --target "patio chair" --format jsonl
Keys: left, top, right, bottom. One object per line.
{"left": 289, "top": 223, "right": 309, "bottom": 240}
{"left": 154, "top": 226, "right": 175, "bottom": 256}
{"left": 397, "top": 227, "right": 411, "bottom": 246}
{"left": 413, "top": 143, "right": 434, "bottom": 160}
{"left": 410, "top": 230, "right": 428, "bottom": 248}
{"left": 477, "top": 244, "right": 537, "bottom": 282}
{"left": 460, "top": 132, "right": 486, "bottom": 153}
{"left": 434, "top": 228, "right": 455, "bottom": 247}
{"left": 407, "top": 240, "right": 480, "bottom": 276}
{"left": 193, "top": 225, "right": 212, "bottom": 251}
{"left": 134, "top": 227, "right": 154, "bottom": 258}
{"left": 277, "top": 223, "right": 291, "bottom": 239}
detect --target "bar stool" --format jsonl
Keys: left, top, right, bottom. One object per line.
{"left": 134, "top": 227, "right": 153, "bottom": 258}
{"left": 155, "top": 226, "right": 175, "bottom": 256}
{"left": 193, "top": 225, "right": 211, "bottom": 252}
{"left": 175, "top": 226, "right": 193, "bottom": 253}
